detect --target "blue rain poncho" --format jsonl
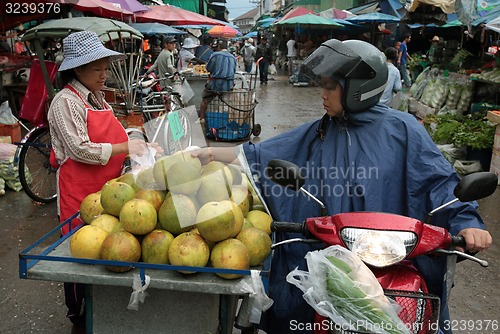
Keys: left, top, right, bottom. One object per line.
{"left": 242, "top": 104, "right": 484, "bottom": 334}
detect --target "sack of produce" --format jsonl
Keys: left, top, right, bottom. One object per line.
{"left": 286, "top": 246, "right": 411, "bottom": 334}
{"left": 419, "top": 79, "right": 436, "bottom": 106}
{"left": 456, "top": 82, "right": 474, "bottom": 113}
{"left": 437, "top": 144, "right": 467, "bottom": 165}
{"left": 453, "top": 160, "right": 483, "bottom": 175}
{"left": 428, "top": 77, "right": 450, "bottom": 109}
{"left": 445, "top": 80, "right": 463, "bottom": 110}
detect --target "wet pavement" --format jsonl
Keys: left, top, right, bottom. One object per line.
{"left": 0, "top": 71, "right": 499, "bottom": 333}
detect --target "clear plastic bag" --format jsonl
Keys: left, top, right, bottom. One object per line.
{"left": 286, "top": 246, "right": 411, "bottom": 334}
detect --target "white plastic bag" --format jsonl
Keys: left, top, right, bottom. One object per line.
{"left": 268, "top": 64, "right": 277, "bottom": 75}
{"left": 286, "top": 246, "right": 411, "bottom": 334}
{"left": 453, "top": 160, "right": 483, "bottom": 175}
{"left": 0, "top": 101, "right": 16, "bottom": 125}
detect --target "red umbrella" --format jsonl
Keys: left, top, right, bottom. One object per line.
{"left": 135, "top": 5, "right": 221, "bottom": 26}
{"left": 72, "top": 0, "right": 134, "bottom": 19}
{"left": 207, "top": 25, "right": 241, "bottom": 38}
{"left": 276, "top": 6, "right": 316, "bottom": 23}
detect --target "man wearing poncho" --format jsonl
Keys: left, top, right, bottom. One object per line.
{"left": 239, "top": 39, "right": 492, "bottom": 334}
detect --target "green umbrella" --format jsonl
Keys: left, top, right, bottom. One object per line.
{"left": 21, "top": 17, "right": 143, "bottom": 42}
{"left": 441, "top": 20, "right": 463, "bottom": 28}
{"left": 275, "top": 14, "right": 344, "bottom": 28}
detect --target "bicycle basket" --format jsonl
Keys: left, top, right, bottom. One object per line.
{"left": 323, "top": 290, "right": 440, "bottom": 334}
{"left": 205, "top": 89, "right": 256, "bottom": 141}
{"left": 18, "top": 60, "right": 58, "bottom": 127}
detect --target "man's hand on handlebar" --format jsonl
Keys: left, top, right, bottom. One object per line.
{"left": 457, "top": 228, "right": 492, "bottom": 253}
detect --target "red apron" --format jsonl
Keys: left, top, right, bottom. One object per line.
{"left": 58, "top": 85, "right": 128, "bottom": 235}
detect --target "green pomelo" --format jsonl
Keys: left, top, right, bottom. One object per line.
{"left": 116, "top": 173, "right": 139, "bottom": 192}
{"left": 166, "top": 160, "right": 202, "bottom": 195}
{"left": 100, "top": 181, "right": 136, "bottom": 217}
{"left": 196, "top": 172, "right": 232, "bottom": 206}
{"left": 141, "top": 229, "right": 175, "bottom": 264}
{"left": 168, "top": 232, "right": 210, "bottom": 274}
{"left": 152, "top": 155, "right": 183, "bottom": 190}
{"left": 236, "top": 227, "right": 272, "bottom": 266}
{"left": 158, "top": 193, "right": 197, "bottom": 235}
{"left": 119, "top": 199, "right": 157, "bottom": 235}
{"left": 231, "top": 185, "right": 252, "bottom": 217}
{"left": 100, "top": 231, "right": 141, "bottom": 272}
{"left": 135, "top": 167, "right": 158, "bottom": 190}
{"left": 90, "top": 214, "right": 121, "bottom": 233}
{"left": 196, "top": 201, "right": 235, "bottom": 242}
{"left": 135, "top": 189, "right": 164, "bottom": 212}
{"left": 246, "top": 210, "right": 272, "bottom": 235}
{"left": 210, "top": 238, "right": 250, "bottom": 279}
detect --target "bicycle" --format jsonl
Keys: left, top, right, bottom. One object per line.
{"left": 136, "top": 72, "right": 193, "bottom": 154}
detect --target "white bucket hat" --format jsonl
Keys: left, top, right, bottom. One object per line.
{"left": 182, "top": 37, "right": 199, "bottom": 49}
{"left": 59, "top": 31, "right": 124, "bottom": 71}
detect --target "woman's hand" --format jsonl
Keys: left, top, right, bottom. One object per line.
{"left": 127, "top": 139, "right": 149, "bottom": 156}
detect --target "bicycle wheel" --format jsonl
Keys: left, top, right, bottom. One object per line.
{"left": 164, "top": 107, "right": 192, "bottom": 155}
{"left": 18, "top": 127, "right": 57, "bottom": 203}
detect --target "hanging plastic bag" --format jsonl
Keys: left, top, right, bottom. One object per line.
{"left": 453, "top": 160, "right": 483, "bottom": 175}
{"left": 287, "top": 246, "right": 411, "bottom": 334}
{"left": 268, "top": 64, "right": 277, "bottom": 75}
{"left": 0, "top": 101, "right": 16, "bottom": 125}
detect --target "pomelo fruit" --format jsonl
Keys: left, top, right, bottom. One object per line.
{"left": 166, "top": 160, "right": 202, "bottom": 195}
{"left": 246, "top": 210, "right": 272, "bottom": 235}
{"left": 80, "top": 192, "right": 104, "bottom": 224}
{"left": 168, "top": 231, "right": 210, "bottom": 274}
{"left": 100, "top": 181, "right": 136, "bottom": 217}
{"left": 221, "top": 200, "right": 244, "bottom": 238}
{"left": 158, "top": 193, "right": 197, "bottom": 234}
{"left": 70, "top": 225, "right": 108, "bottom": 259}
{"left": 196, "top": 171, "right": 232, "bottom": 206}
{"left": 231, "top": 185, "right": 252, "bottom": 217}
{"left": 100, "top": 231, "right": 141, "bottom": 272}
{"left": 152, "top": 154, "right": 183, "bottom": 189}
{"left": 135, "top": 189, "right": 164, "bottom": 212}
{"left": 242, "top": 218, "right": 254, "bottom": 230}
{"left": 90, "top": 213, "right": 121, "bottom": 233}
{"left": 135, "top": 167, "right": 158, "bottom": 190}
{"left": 116, "top": 173, "right": 139, "bottom": 192}
{"left": 173, "top": 150, "right": 203, "bottom": 172}
{"left": 196, "top": 201, "right": 235, "bottom": 242}
{"left": 119, "top": 199, "right": 157, "bottom": 235}
{"left": 210, "top": 238, "right": 250, "bottom": 279}
{"left": 226, "top": 163, "right": 242, "bottom": 185}
{"left": 236, "top": 227, "right": 272, "bottom": 266}
{"left": 141, "top": 229, "right": 175, "bottom": 264}
{"left": 202, "top": 161, "right": 233, "bottom": 185}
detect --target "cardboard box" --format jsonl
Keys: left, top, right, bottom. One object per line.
{"left": 487, "top": 110, "right": 500, "bottom": 124}
{"left": 0, "top": 123, "right": 22, "bottom": 144}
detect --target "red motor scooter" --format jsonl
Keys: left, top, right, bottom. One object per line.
{"left": 266, "top": 159, "right": 498, "bottom": 334}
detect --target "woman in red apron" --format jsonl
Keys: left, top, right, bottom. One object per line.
{"left": 47, "top": 31, "right": 147, "bottom": 327}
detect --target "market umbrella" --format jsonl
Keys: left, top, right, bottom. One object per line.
{"left": 485, "top": 16, "right": 500, "bottom": 33}
{"left": 244, "top": 31, "right": 258, "bottom": 38}
{"left": 135, "top": 5, "right": 221, "bottom": 26}
{"left": 347, "top": 12, "right": 399, "bottom": 43}
{"left": 102, "top": 0, "right": 149, "bottom": 13}
{"left": 71, "top": 0, "right": 134, "bottom": 19}
{"left": 276, "top": 6, "right": 316, "bottom": 23}
{"left": 275, "top": 14, "right": 344, "bottom": 28}
{"left": 207, "top": 25, "right": 242, "bottom": 38}
{"left": 128, "top": 22, "right": 187, "bottom": 35}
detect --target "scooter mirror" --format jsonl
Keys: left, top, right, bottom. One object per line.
{"left": 454, "top": 172, "right": 498, "bottom": 202}
{"left": 266, "top": 159, "right": 306, "bottom": 191}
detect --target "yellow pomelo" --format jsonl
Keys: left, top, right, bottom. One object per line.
{"left": 100, "top": 181, "right": 136, "bottom": 217}
{"left": 196, "top": 171, "right": 232, "bottom": 206}
{"left": 210, "top": 238, "right": 250, "bottom": 279}
{"left": 173, "top": 150, "right": 203, "bottom": 172}
{"left": 246, "top": 210, "right": 272, "bottom": 235}
{"left": 242, "top": 218, "right": 254, "bottom": 230}
{"left": 158, "top": 193, "right": 197, "bottom": 234}
{"left": 70, "top": 225, "right": 108, "bottom": 259}
{"left": 90, "top": 214, "right": 121, "bottom": 233}
{"left": 166, "top": 160, "right": 202, "bottom": 195}
{"left": 221, "top": 200, "right": 244, "bottom": 238}
{"left": 80, "top": 192, "right": 104, "bottom": 224}
{"left": 231, "top": 185, "right": 252, "bottom": 217}
{"left": 119, "top": 199, "right": 158, "bottom": 235}
{"left": 168, "top": 232, "right": 210, "bottom": 274}
{"left": 196, "top": 201, "right": 235, "bottom": 242}
{"left": 116, "top": 173, "right": 139, "bottom": 192}
{"left": 141, "top": 229, "right": 175, "bottom": 264}
{"left": 236, "top": 227, "right": 272, "bottom": 266}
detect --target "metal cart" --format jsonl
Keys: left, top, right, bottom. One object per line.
{"left": 204, "top": 61, "right": 262, "bottom": 142}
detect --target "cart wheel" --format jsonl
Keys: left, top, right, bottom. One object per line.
{"left": 252, "top": 124, "right": 261, "bottom": 137}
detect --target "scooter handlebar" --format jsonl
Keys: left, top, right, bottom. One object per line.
{"left": 450, "top": 235, "right": 466, "bottom": 248}
{"left": 271, "top": 221, "right": 307, "bottom": 234}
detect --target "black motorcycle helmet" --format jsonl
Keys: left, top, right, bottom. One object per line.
{"left": 301, "top": 39, "right": 388, "bottom": 113}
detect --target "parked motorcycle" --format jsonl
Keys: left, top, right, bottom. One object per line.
{"left": 266, "top": 159, "right": 497, "bottom": 334}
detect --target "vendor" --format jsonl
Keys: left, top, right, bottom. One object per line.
{"left": 177, "top": 37, "right": 203, "bottom": 71}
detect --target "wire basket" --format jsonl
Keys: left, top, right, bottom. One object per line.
{"left": 205, "top": 89, "right": 257, "bottom": 141}
{"left": 325, "top": 290, "right": 440, "bottom": 334}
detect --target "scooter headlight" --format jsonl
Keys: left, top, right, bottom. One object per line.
{"left": 340, "top": 228, "right": 417, "bottom": 267}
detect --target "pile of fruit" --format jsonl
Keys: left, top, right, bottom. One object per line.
{"left": 193, "top": 64, "right": 209, "bottom": 75}
{"left": 71, "top": 151, "right": 272, "bottom": 280}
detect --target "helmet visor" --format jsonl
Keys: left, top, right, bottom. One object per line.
{"left": 300, "top": 39, "right": 376, "bottom": 85}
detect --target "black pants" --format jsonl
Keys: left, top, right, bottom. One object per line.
{"left": 64, "top": 282, "right": 86, "bottom": 324}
